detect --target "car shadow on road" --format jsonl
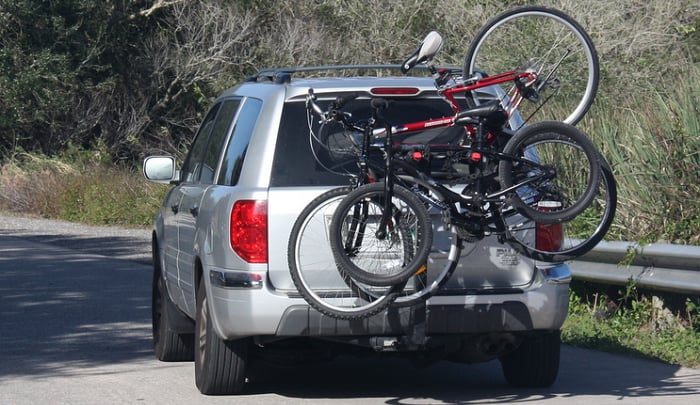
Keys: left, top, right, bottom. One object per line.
{"left": 0, "top": 234, "right": 153, "bottom": 379}
{"left": 243, "top": 348, "right": 700, "bottom": 403}
{"left": 1, "top": 232, "right": 152, "bottom": 264}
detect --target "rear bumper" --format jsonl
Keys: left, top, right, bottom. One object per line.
{"left": 276, "top": 300, "right": 538, "bottom": 336}
{"left": 206, "top": 263, "right": 571, "bottom": 340}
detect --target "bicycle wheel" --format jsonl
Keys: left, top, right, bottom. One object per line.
{"left": 390, "top": 175, "right": 462, "bottom": 307}
{"left": 329, "top": 182, "right": 433, "bottom": 287}
{"left": 464, "top": 5, "right": 599, "bottom": 126}
{"left": 503, "top": 155, "right": 616, "bottom": 262}
{"left": 498, "top": 121, "right": 601, "bottom": 224}
{"left": 288, "top": 187, "right": 402, "bottom": 320}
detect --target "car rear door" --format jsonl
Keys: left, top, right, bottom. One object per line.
{"left": 176, "top": 99, "right": 242, "bottom": 313}
{"left": 160, "top": 103, "right": 221, "bottom": 310}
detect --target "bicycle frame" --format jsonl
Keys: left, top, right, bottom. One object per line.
{"left": 388, "top": 150, "right": 549, "bottom": 239}
{"left": 371, "top": 68, "right": 538, "bottom": 139}
{"left": 445, "top": 69, "right": 538, "bottom": 115}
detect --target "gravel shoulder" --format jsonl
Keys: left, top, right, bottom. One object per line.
{"left": 0, "top": 213, "right": 152, "bottom": 264}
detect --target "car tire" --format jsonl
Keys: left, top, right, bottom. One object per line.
{"left": 194, "top": 280, "right": 249, "bottom": 395}
{"left": 152, "top": 245, "right": 194, "bottom": 361}
{"left": 500, "top": 330, "right": 561, "bottom": 388}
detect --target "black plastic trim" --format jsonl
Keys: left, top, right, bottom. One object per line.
{"left": 275, "top": 302, "right": 533, "bottom": 337}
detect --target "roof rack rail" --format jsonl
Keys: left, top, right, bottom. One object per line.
{"left": 244, "top": 64, "right": 458, "bottom": 84}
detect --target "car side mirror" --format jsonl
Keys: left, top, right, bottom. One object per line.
{"left": 143, "top": 156, "right": 178, "bottom": 184}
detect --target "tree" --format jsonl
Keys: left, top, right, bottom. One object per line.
{"left": 0, "top": 0, "right": 160, "bottom": 159}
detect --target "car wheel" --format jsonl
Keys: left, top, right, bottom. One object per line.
{"left": 152, "top": 247, "right": 194, "bottom": 361}
{"left": 500, "top": 330, "right": 561, "bottom": 388}
{"left": 194, "top": 281, "right": 249, "bottom": 395}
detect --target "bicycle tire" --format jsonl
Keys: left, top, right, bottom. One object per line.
{"left": 503, "top": 154, "right": 616, "bottom": 262}
{"left": 464, "top": 5, "right": 599, "bottom": 126}
{"left": 348, "top": 228, "right": 463, "bottom": 308}
{"left": 288, "top": 187, "right": 402, "bottom": 320}
{"left": 498, "top": 121, "right": 601, "bottom": 224}
{"left": 358, "top": 174, "right": 463, "bottom": 307}
{"left": 390, "top": 175, "right": 462, "bottom": 307}
{"left": 329, "top": 182, "right": 433, "bottom": 287}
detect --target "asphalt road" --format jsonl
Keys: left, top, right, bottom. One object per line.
{"left": 1, "top": 215, "right": 699, "bottom": 404}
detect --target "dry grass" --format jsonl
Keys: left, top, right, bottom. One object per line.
{"left": 0, "top": 155, "right": 77, "bottom": 217}
{"left": 580, "top": 65, "right": 700, "bottom": 244}
{"left": 0, "top": 156, "right": 167, "bottom": 227}
{"left": 215, "top": 0, "right": 698, "bottom": 87}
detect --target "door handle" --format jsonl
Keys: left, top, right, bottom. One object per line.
{"left": 190, "top": 205, "right": 199, "bottom": 217}
{"left": 171, "top": 204, "right": 179, "bottom": 214}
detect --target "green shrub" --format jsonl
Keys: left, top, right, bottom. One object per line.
{"left": 563, "top": 281, "right": 700, "bottom": 368}
{"left": 56, "top": 165, "right": 167, "bottom": 226}
{"left": 0, "top": 153, "right": 167, "bottom": 227}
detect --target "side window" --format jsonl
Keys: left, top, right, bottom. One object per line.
{"left": 181, "top": 103, "right": 221, "bottom": 183}
{"left": 199, "top": 99, "right": 241, "bottom": 184}
{"left": 180, "top": 99, "right": 241, "bottom": 184}
{"left": 218, "top": 98, "right": 263, "bottom": 186}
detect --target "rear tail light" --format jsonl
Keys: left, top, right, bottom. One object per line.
{"left": 230, "top": 200, "right": 268, "bottom": 263}
{"left": 536, "top": 201, "right": 563, "bottom": 252}
{"left": 536, "top": 222, "right": 563, "bottom": 252}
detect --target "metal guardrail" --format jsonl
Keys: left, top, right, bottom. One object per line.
{"left": 568, "top": 241, "right": 700, "bottom": 295}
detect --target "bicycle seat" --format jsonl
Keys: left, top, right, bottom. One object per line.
{"left": 454, "top": 101, "right": 507, "bottom": 128}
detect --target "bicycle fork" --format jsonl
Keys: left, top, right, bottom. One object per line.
{"left": 343, "top": 105, "right": 396, "bottom": 257}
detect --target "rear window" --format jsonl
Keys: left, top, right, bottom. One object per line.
{"left": 270, "top": 96, "right": 459, "bottom": 187}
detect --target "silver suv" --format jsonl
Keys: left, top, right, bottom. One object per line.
{"left": 143, "top": 67, "right": 571, "bottom": 395}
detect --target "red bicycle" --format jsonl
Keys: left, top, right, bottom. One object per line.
{"left": 398, "top": 5, "right": 599, "bottom": 128}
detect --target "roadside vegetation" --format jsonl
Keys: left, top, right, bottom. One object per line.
{"left": 0, "top": 144, "right": 168, "bottom": 227}
{"left": 1, "top": 0, "right": 698, "bottom": 367}
{"left": 564, "top": 280, "right": 700, "bottom": 368}
{"left": 1, "top": 0, "right": 698, "bottom": 240}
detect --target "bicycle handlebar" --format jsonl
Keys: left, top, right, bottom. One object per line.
{"left": 307, "top": 89, "right": 393, "bottom": 129}
{"left": 306, "top": 89, "right": 360, "bottom": 124}
{"left": 370, "top": 98, "right": 389, "bottom": 110}
{"left": 333, "top": 93, "right": 359, "bottom": 110}
{"left": 306, "top": 89, "right": 325, "bottom": 118}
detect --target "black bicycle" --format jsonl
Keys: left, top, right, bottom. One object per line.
{"left": 287, "top": 7, "right": 614, "bottom": 319}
